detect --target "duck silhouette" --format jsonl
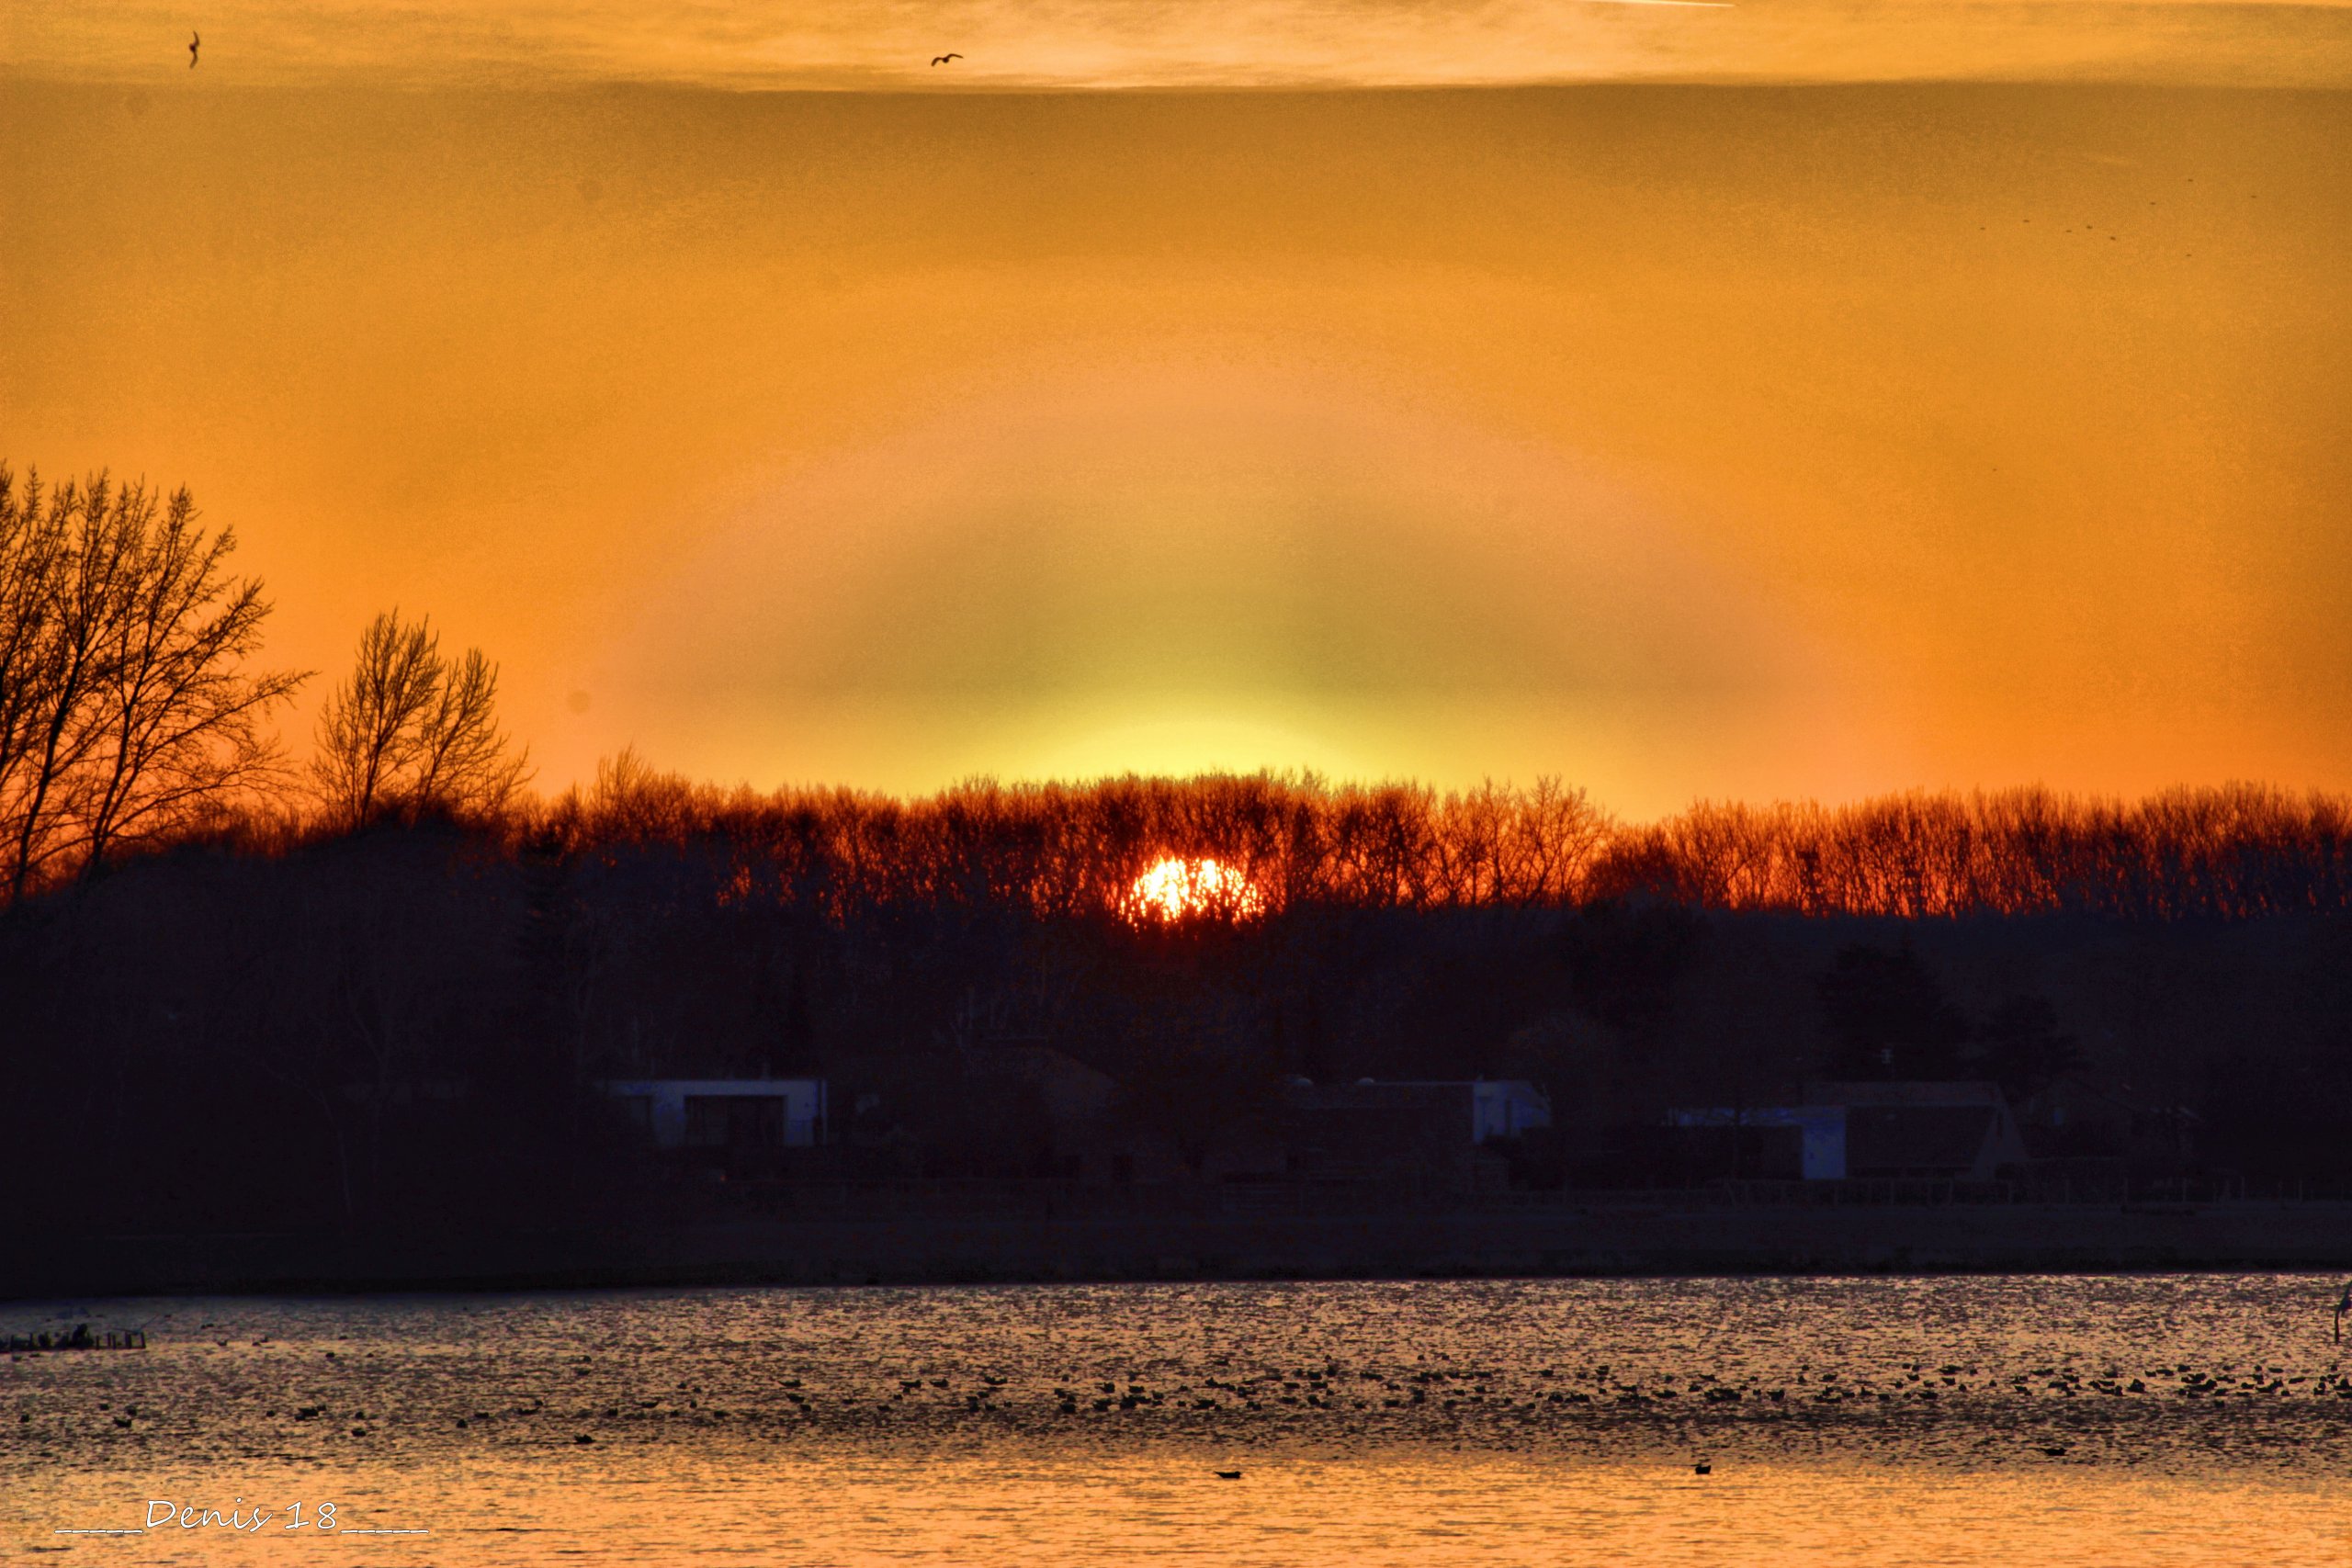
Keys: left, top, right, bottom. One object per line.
{"left": 189, "top": 32, "right": 199, "bottom": 68}
{"left": 931, "top": 53, "right": 962, "bottom": 66}
{"left": 1215, "top": 1470, "right": 1242, "bottom": 1481}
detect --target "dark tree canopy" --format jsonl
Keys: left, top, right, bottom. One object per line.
{"left": 1815, "top": 941, "right": 1973, "bottom": 1080}
{"left": 1972, "top": 995, "right": 2084, "bottom": 1103}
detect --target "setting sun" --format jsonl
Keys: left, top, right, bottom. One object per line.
{"left": 1125, "top": 856, "right": 1266, "bottom": 922}
{"left": 10, "top": 6, "right": 2352, "bottom": 1562}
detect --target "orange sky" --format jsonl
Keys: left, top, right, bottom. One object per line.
{"left": 6, "top": 10, "right": 2351, "bottom": 816}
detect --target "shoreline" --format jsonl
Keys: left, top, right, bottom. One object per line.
{"left": 9, "top": 1201, "right": 2351, "bottom": 1300}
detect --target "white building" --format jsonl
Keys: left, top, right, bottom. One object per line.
{"left": 1667, "top": 1105, "right": 1850, "bottom": 1179}
{"left": 1668, "top": 1083, "right": 2030, "bottom": 1182}
{"left": 1470, "top": 1080, "right": 1555, "bottom": 1143}
{"left": 603, "top": 1078, "right": 829, "bottom": 1149}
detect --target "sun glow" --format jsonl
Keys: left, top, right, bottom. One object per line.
{"left": 1125, "top": 857, "right": 1266, "bottom": 922}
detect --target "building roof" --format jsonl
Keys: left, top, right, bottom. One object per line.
{"left": 602, "top": 1077, "right": 822, "bottom": 1096}
{"left": 1287, "top": 1081, "right": 1476, "bottom": 1111}
{"left": 1845, "top": 1104, "right": 2001, "bottom": 1174}
{"left": 1804, "top": 1080, "right": 2008, "bottom": 1108}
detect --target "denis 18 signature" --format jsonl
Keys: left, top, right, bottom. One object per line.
{"left": 53, "top": 1499, "right": 428, "bottom": 1537}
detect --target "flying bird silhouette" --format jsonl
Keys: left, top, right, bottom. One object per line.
{"left": 931, "top": 53, "right": 962, "bottom": 66}
{"left": 189, "top": 31, "right": 199, "bottom": 68}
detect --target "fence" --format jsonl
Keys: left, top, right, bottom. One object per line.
{"left": 701, "top": 1173, "right": 2352, "bottom": 1219}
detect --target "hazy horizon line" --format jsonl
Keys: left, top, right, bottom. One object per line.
{"left": 17, "top": 0, "right": 2352, "bottom": 95}
{"left": 516, "top": 760, "right": 2352, "bottom": 822}
{"left": 17, "top": 72, "right": 2352, "bottom": 93}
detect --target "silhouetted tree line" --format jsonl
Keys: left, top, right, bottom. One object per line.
{"left": 1606, "top": 790, "right": 2352, "bottom": 920}
{"left": 6, "top": 806, "right": 2351, "bottom": 1239}
{"left": 6, "top": 466, "right": 2352, "bottom": 1253}
{"left": 7, "top": 470, "right": 2352, "bottom": 920}
{"left": 504, "top": 766, "right": 2352, "bottom": 925}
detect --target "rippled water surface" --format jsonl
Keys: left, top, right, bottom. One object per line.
{"left": 8, "top": 1276, "right": 2352, "bottom": 1562}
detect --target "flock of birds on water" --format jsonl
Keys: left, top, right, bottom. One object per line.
{"left": 14, "top": 1317, "right": 2352, "bottom": 1485}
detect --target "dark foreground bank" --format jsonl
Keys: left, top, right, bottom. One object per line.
{"left": 10, "top": 1201, "right": 2352, "bottom": 1298}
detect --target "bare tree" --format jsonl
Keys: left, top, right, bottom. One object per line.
{"left": 1, "top": 469, "right": 119, "bottom": 896}
{"left": 79, "top": 484, "right": 306, "bottom": 871}
{"left": 312, "top": 609, "right": 529, "bottom": 828}
{"left": 311, "top": 612, "right": 441, "bottom": 827}
{"left": 0, "top": 468, "right": 69, "bottom": 873}
{"left": 0, "top": 467, "right": 304, "bottom": 900}
{"left": 412, "top": 647, "right": 525, "bottom": 814}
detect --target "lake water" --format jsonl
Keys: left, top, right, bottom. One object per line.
{"left": 7, "top": 1275, "right": 2351, "bottom": 1563}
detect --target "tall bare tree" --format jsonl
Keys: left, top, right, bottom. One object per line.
{"left": 80, "top": 483, "right": 307, "bottom": 870}
{"left": 0, "top": 467, "right": 304, "bottom": 900}
{"left": 311, "top": 611, "right": 441, "bottom": 826}
{"left": 0, "top": 468, "right": 69, "bottom": 873}
{"left": 312, "top": 609, "right": 529, "bottom": 828}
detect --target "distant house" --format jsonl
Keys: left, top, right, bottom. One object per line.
{"left": 950, "top": 1062, "right": 1553, "bottom": 1190}
{"left": 1261, "top": 1079, "right": 1554, "bottom": 1190}
{"left": 603, "top": 1078, "right": 829, "bottom": 1150}
{"left": 1810, "top": 1082, "right": 2028, "bottom": 1180}
{"left": 1665, "top": 1105, "right": 1849, "bottom": 1179}
{"left": 1668, "top": 1082, "right": 2028, "bottom": 1182}
{"left": 2018, "top": 1073, "right": 2198, "bottom": 1160}
{"left": 1283, "top": 1079, "right": 1551, "bottom": 1139}
{"left": 1467, "top": 1080, "right": 1555, "bottom": 1143}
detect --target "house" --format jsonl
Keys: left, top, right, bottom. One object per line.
{"left": 1258, "top": 1079, "right": 1554, "bottom": 1190}
{"left": 1809, "top": 1081, "right": 2029, "bottom": 1180}
{"left": 939, "top": 1061, "right": 1553, "bottom": 1190}
{"left": 2018, "top": 1073, "right": 2199, "bottom": 1160}
{"left": 1666, "top": 1105, "right": 1849, "bottom": 1179}
{"left": 603, "top": 1078, "right": 829, "bottom": 1150}
{"left": 1468, "top": 1079, "right": 1555, "bottom": 1143}
{"left": 1283, "top": 1078, "right": 1550, "bottom": 1143}
{"left": 1668, "top": 1082, "right": 2028, "bottom": 1182}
